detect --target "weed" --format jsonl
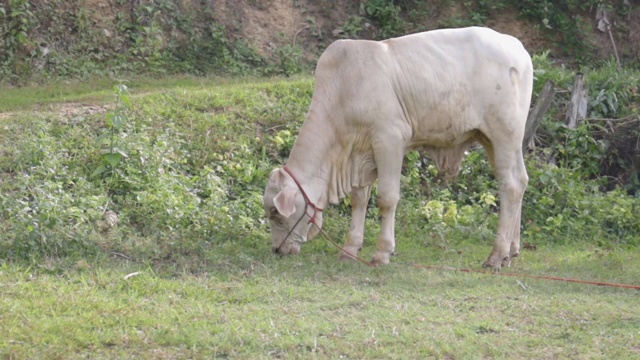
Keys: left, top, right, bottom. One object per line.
{"left": 364, "top": 0, "right": 405, "bottom": 39}
{"left": 339, "top": 15, "right": 367, "bottom": 39}
{"left": 0, "top": 0, "right": 36, "bottom": 82}
{"left": 92, "top": 83, "right": 132, "bottom": 181}
{"left": 511, "top": 0, "right": 603, "bottom": 62}
{"left": 272, "top": 44, "right": 305, "bottom": 76}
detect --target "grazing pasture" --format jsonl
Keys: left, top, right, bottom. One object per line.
{"left": 1, "top": 244, "right": 639, "bottom": 359}
{"left": 1, "top": 73, "right": 639, "bottom": 358}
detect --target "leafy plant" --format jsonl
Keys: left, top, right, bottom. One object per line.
{"left": 364, "top": 0, "right": 404, "bottom": 39}
{"left": 339, "top": 15, "right": 367, "bottom": 39}
{"left": 272, "top": 44, "right": 304, "bottom": 76}
{"left": 523, "top": 161, "right": 639, "bottom": 245}
{"left": 544, "top": 122, "right": 606, "bottom": 179}
{"left": 273, "top": 129, "right": 295, "bottom": 156}
{"left": 590, "top": 88, "right": 619, "bottom": 117}
{"left": 509, "top": 0, "right": 603, "bottom": 62}
{"left": 0, "top": 0, "right": 35, "bottom": 81}
{"left": 93, "top": 84, "right": 132, "bottom": 181}
{"left": 462, "top": 0, "right": 506, "bottom": 25}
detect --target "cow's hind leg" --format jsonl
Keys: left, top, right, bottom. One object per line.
{"left": 340, "top": 185, "right": 372, "bottom": 260}
{"left": 481, "top": 140, "right": 528, "bottom": 270}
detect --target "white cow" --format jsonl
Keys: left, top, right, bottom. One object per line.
{"left": 263, "top": 27, "right": 533, "bottom": 269}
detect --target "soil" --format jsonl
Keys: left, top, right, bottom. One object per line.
{"left": 211, "top": 0, "right": 360, "bottom": 59}
{"left": 17, "top": 0, "right": 640, "bottom": 71}
{"left": 205, "top": 1, "right": 639, "bottom": 64}
{"left": 485, "top": 7, "right": 548, "bottom": 52}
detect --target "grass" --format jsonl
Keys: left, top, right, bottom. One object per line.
{"left": 1, "top": 242, "right": 639, "bottom": 359}
{"left": 0, "top": 75, "right": 253, "bottom": 113}
{"left": 1, "top": 73, "right": 639, "bottom": 359}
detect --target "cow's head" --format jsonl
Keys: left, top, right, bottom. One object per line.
{"left": 263, "top": 168, "right": 323, "bottom": 255}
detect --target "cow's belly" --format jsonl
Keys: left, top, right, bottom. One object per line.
{"left": 408, "top": 126, "right": 479, "bottom": 150}
{"left": 403, "top": 85, "right": 483, "bottom": 149}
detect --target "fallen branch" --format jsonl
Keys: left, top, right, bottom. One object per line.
{"left": 292, "top": 24, "right": 310, "bottom": 47}
{"left": 584, "top": 115, "right": 639, "bottom": 122}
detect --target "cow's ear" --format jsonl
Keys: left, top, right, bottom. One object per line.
{"left": 269, "top": 168, "right": 298, "bottom": 218}
{"left": 274, "top": 186, "right": 297, "bottom": 218}
{"left": 267, "top": 168, "right": 283, "bottom": 187}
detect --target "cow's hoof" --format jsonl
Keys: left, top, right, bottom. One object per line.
{"left": 502, "top": 252, "right": 519, "bottom": 268}
{"left": 484, "top": 246, "right": 518, "bottom": 272}
{"left": 483, "top": 255, "right": 508, "bottom": 272}
{"left": 371, "top": 252, "right": 391, "bottom": 266}
{"left": 482, "top": 260, "right": 501, "bottom": 271}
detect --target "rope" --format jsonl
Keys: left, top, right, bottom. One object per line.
{"left": 317, "top": 226, "right": 639, "bottom": 288}
{"left": 282, "top": 165, "right": 323, "bottom": 217}
{"left": 414, "top": 264, "right": 640, "bottom": 290}
{"left": 275, "top": 165, "right": 324, "bottom": 254}
{"left": 315, "top": 225, "right": 377, "bottom": 267}
{"left": 314, "top": 220, "right": 639, "bottom": 289}
{"left": 281, "top": 165, "right": 638, "bottom": 290}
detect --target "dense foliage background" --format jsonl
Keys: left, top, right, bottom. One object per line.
{"left": 1, "top": 0, "right": 639, "bottom": 82}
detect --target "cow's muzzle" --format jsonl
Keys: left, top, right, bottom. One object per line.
{"left": 272, "top": 240, "right": 301, "bottom": 255}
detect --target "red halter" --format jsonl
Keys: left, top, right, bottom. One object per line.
{"left": 282, "top": 164, "right": 323, "bottom": 224}
{"left": 277, "top": 165, "right": 375, "bottom": 267}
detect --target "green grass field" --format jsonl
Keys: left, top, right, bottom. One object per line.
{"left": 2, "top": 243, "right": 639, "bottom": 359}
{"left": 1, "top": 77, "right": 639, "bottom": 359}
{"left": 0, "top": 76, "right": 225, "bottom": 113}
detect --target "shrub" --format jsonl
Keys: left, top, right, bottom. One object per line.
{"left": 364, "top": 0, "right": 405, "bottom": 39}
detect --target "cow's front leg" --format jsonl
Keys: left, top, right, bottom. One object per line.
{"left": 371, "top": 188, "right": 399, "bottom": 265}
{"left": 371, "top": 137, "right": 405, "bottom": 265}
{"left": 340, "top": 186, "right": 372, "bottom": 261}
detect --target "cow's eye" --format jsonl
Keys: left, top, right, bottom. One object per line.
{"left": 269, "top": 208, "right": 284, "bottom": 224}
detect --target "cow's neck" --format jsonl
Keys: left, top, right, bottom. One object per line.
{"left": 285, "top": 111, "right": 336, "bottom": 209}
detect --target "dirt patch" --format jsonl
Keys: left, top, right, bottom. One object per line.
{"left": 0, "top": 103, "right": 108, "bottom": 124}
{"left": 57, "top": 103, "right": 108, "bottom": 119}
{"left": 210, "top": 0, "right": 359, "bottom": 59}
{"left": 80, "top": 0, "right": 119, "bottom": 30}
{"left": 240, "top": 0, "right": 304, "bottom": 55}
{"left": 629, "top": 10, "right": 640, "bottom": 59}
{"left": 12, "top": 0, "right": 640, "bottom": 77}
{"left": 210, "top": 0, "right": 303, "bottom": 57}
{"left": 607, "top": 8, "right": 640, "bottom": 62}
{"left": 209, "top": 0, "right": 555, "bottom": 61}
{"left": 486, "top": 7, "right": 549, "bottom": 53}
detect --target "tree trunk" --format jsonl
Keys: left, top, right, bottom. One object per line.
{"left": 523, "top": 81, "right": 556, "bottom": 152}
{"left": 566, "top": 73, "right": 588, "bottom": 129}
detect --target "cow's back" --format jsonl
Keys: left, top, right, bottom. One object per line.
{"left": 312, "top": 27, "right": 533, "bottom": 149}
